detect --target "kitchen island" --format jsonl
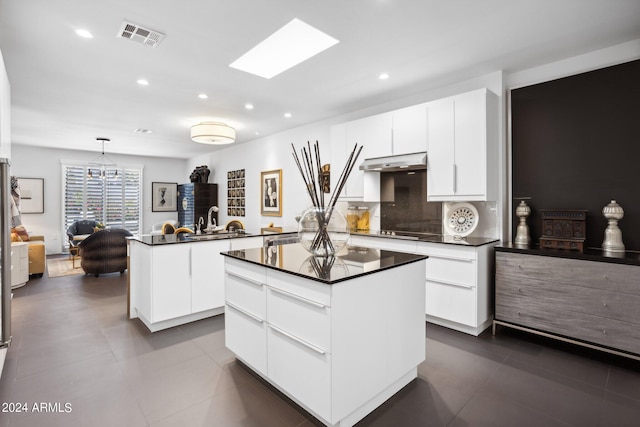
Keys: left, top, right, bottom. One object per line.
{"left": 222, "top": 243, "right": 427, "bottom": 427}
{"left": 128, "top": 231, "right": 277, "bottom": 332}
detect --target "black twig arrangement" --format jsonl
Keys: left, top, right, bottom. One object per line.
{"left": 292, "top": 141, "right": 363, "bottom": 255}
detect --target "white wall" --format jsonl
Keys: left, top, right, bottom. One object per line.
{"left": 10, "top": 145, "right": 187, "bottom": 254}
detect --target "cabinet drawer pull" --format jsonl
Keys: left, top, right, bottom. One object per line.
{"left": 426, "top": 254, "right": 475, "bottom": 263}
{"left": 269, "top": 287, "right": 327, "bottom": 309}
{"left": 426, "top": 278, "right": 473, "bottom": 290}
{"left": 226, "top": 302, "right": 264, "bottom": 324}
{"left": 226, "top": 271, "right": 264, "bottom": 287}
{"left": 268, "top": 324, "right": 327, "bottom": 355}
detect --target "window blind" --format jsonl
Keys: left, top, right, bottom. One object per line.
{"left": 63, "top": 163, "right": 142, "bottom": 245}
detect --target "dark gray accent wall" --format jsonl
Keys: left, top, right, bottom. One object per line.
{"left": 511, "top": 59, "right": 640, "bottom": 251}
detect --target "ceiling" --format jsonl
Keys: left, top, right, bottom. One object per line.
{"left": 1, "top": 0, "right": 639, "bottom": 159}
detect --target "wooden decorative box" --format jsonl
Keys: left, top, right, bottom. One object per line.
{"left": 539, "top": 209, "right": 587, "bottom": 252}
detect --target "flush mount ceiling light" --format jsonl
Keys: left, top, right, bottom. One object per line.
{"left": 75, "top": 29, "right": 93, "bottom": 39}
{"left": 88, "top": 137, "right": 118, "bottom": 179}
{"left": 190, "top": 122, "right": 236, "bottom": 145}
{"left": 229, "top": 18, "right": 339, "bottom": 79}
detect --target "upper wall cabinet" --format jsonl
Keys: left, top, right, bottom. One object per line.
{"left": 330, "top": 113, "right": 392, "bottom": 200}
{"left": 426, "top": 88, "right": 499, "bottom": 202}
{"left": 391, "top": 104, "right": 428, "bottom": 155}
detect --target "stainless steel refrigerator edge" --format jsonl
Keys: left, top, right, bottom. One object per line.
{"left": 1, "top": 158, "right": 12, "bottom": 348}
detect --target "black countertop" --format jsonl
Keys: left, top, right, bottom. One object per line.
{"left": 350, "top": 231, "right": 499, "bottom": 247}
{"left": 496, "top": 243, "right": 640, "bottom": 267}
{"left": 131, "top": 229, "right": 297, "bottom": 246}
{"left": 222, "top": 242, "right": 428, "bottom": 285}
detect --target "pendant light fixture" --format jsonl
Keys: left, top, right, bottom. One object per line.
{"left": 190, "top": 122, "right": 236, "bottom": 145}
{"left": 88, "top": 137, "right": 118, "bottom": 179}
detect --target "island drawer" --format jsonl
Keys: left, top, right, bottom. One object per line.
{"left": 225, "top": 257, "right": 266, "bottom": 285}
{"left": 225, "top": 269, "right": 266, "bottom": 319}
{"left": 266, "top": 269, "right": 330, "bottom": 307}
{"left": 225, "top": 304, "right": 267, "bottom": 375}
{"left": 267, "top": 287, "right": 331, "bottom": 351}
{"left": 267, "top": 325, "right": 331, "bottom": 420}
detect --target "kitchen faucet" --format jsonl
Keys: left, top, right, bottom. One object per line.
{"left": 196, "top": 216, "right": 205, "bottom": 234}
{"left": 206, "top": 206, "right": 219, "bottom": 232}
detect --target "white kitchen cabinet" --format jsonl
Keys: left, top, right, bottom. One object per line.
{"left": 426, "top": 88, "right": 499, "bottom": 201}
{"left": 150, "top": 244, "right": 192, "bottom": 323}
{"left": 129, "top": 239, "right": 229, "bottom": 332}
{"left": 330, "top": 113, "right": 392, "bottom": 201}
{"left": 10, "top": 242, "right": 29, "bottom": 289}
{"left": 224, "top": 254, "right": 425, "bottom": 426}
{"left": 416, "top": 241, "right": 496, "bottom": 336}
{"left": 191, "top": 240, "right": 230, "bottom": 313}
{"left": 349, "top": 234, "right": 496, "bottom": 336}
{"left": 392, "top": 104, "right": 428, "bottom": 155}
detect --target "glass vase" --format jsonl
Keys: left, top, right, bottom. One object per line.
{"left": 298, "top": 206, "right": 349, "bottom": 257}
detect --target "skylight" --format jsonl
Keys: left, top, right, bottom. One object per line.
{"left": 229, "top": 18, "right": 339, "bottom": 79}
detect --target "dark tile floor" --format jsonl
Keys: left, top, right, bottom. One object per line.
{"left": 1, "top": 264, "right": 640, "bottom": 426}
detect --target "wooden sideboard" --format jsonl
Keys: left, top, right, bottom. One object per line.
{"left": 494, "top": 245, "right": 640, "bottom": 360}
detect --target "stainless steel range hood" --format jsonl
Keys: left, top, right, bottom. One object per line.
{"left": 359, "top": 152, "right": 427, "bottom": 172}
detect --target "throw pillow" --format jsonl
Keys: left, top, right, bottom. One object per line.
{"left": 13, "top": 225, "right": 30, "bottom": 241}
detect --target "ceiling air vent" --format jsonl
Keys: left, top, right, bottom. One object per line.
{"left": 117, "top": 21, "right": 165, "bottom": 48}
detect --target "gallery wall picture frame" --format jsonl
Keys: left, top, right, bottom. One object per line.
{"left": 226, "top": 168, "right": 246, "bottom": 217}
{"left": 152, "top": 182, "right": 178, "bottom": 212}
{"left": 260, "top": 169, "right": 282, "bottom": 216}
{"left": 18, "top": 177, "right": 44, "bottom": 214}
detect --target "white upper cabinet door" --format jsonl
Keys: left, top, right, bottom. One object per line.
{"left": 347, "top": 113, "right": 392, "bottom": 160}
{"left": 453, "top": 90, "right": 489, "bottom": 199}
{"left": 427, "top": 88, "right": 498, "bottom": 201}
{"left": 392, "top": 104, "right": 427, "bottom": 155}
{"left": 426, "top": 97, "right": 456, "bottom": 199}
{"left": 331, "top": 113, "right": 392, "bottom": 200}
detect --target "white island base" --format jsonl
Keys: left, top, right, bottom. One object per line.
{"left": 224, "top": 253, "right": 426, "bottom": 427}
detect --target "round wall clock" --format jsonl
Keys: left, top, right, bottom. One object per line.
{"left": 445, "top": 202, "right": 479, "bottom": 237}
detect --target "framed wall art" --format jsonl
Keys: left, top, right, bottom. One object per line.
{"left": 260, "top": 169, "right": 282, "bottom": 216}
{"left": 17, "top": 177, "right": 44, "bottom": 214}
{"left": 227, "top": 169, "right": 245, "bottom": 217}
{"left": 152, "top": 182, "right": 177, "bottom": 212}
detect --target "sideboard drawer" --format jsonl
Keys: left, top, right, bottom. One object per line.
{"left": 496, "top": 252, "right": 640, "bottom": 295}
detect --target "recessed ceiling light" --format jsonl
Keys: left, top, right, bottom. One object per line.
{"left": 136, "top": 79, "right": 149, "bottom": 86}
{"left": 75, "top": 29, "right": 93, "bottom": 39}
{"left": 255, "top": 132, "right": 260, "bottom": 135}
{"left": 379, "top": 73, "right": 390, "bottom": 80}
{"left": 198, "top": 93, "right": 208, "bottom": 99}
{"left": 229, "top": 18, "right": 339, "bottom": 79}
{"left": 284, "top": 113, "right": 292, "bottom": 118}
{"left": 245, "top": 103, "right": 254, "bottom": 110}
{"left": 134, "top": 128, "right": 152, "bottom": 134}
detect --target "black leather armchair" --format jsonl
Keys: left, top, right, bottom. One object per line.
{"left": 67, "top": 220, "right": 100, "bottom": 247}
{"left": 78, "top": 228, "right": 132, "bottom": 276}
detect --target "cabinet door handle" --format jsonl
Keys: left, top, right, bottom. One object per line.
{"left": 226, "top": 271, "right": 264, "bottom": 287}
{"left": 268, "top": 324, "right": 327, "bottom": 355}
{"left": 226, "top": 302, "right": 264, "bottom": 324}
{"left": 452, "top": 164, "right": 457, "bottom": 193}
{"left": 426, "top": 254, "right": 475, "bottom": 263}
{"left": 269, "top": 287, "right": 327, "bottom": 309}
{"left": 426, "top": 278, "right": 473, "bottom": 289}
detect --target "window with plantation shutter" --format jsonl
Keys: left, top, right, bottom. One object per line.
{"left": 62, "top": 162, "right": 142, "bottom": 247}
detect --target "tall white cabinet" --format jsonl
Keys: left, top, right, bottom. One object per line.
{"left": 426, "top": 88, "right": 499, "bottom": 201}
